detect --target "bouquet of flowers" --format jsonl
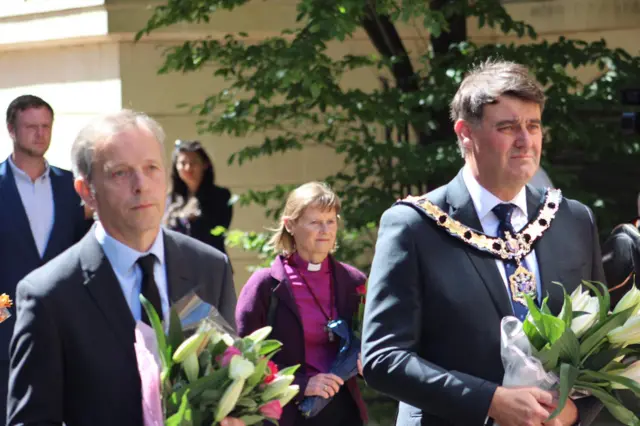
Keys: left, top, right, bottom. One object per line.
{"left": 0, "top": 293, "right": 13, "bottom": 323}
{"left": 135, "top": 291, "right": 300, "bottom": 426}
{"left": 299, "top": 282, "right": 366, "bottom": 418}
{"left": 501, "top": 281, "right": 640, "bottom": 424}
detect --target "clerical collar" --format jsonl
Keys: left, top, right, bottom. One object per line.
{"left": 290, "top": 252, "right": 329, "bottom": 273}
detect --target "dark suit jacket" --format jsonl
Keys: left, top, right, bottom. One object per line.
{"left": 236, "top": 255, "right": 368, "bottom": 426}
{"left": 602, "top": 222, "right": 640, "bottom": 307}
{"left": 0, "top": 159, "right": 87, "bottom": 362}
{"left": 7, "top": 228, "right": 237, "bottom": 426}
{"left": 362, "top": 171, "right": 605, "bottom": 426}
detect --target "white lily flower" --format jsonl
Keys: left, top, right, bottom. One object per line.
{"left": 613, "top": 285, "right": 640, "bottom": 316}
{"left": 570, "top": 291, "right": 599, "bottom": 338}
{"left": 608, "top": 315, "right": 640, "bottom": 347}
{"left": 570, "top": 285, "right": 591, "bottom": 311}
{"left": 261, "top": 375, "right": 295, "bottom": 401}
{"left": 183, "top": 352, "right": 200, "bottom": 383}
{"left": 278, "top": 385, "right": 300, "bottom": 407}
{"left": 229, "top": 355, "right": 255, "bottom": 380}
{"left": 611, "top": 360, "right": 640, "bottom": 389}
{"left": 214, "top": 378, "right": 245, "bottom": 422}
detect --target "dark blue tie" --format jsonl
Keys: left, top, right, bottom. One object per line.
{"left": 492, "top": 203, "right": 531, "bottom": 321}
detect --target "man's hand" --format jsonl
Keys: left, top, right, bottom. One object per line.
{"left": 221, "top": 417, "right": 245, "bottom": 426}
{"left": 488, "top": 386, "right": 554, "bottom": 426}
{"left": 543, "top": 398, "right": 578, "bottom": 426}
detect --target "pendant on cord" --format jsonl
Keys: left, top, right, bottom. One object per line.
{"left": 324, "top": 321, "right": 335, "bottom": 342}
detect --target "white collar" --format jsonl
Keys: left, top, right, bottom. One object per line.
{"left": 8, "top": 155, "right": 50, "bottom": 182}
{"left": 462, "top": 164, "right": 528, "bottom": 222}
{"left": 95, "top": 222, "right": 165, "bottom": 275}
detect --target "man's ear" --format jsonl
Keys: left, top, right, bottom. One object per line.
{"left": 74, "top": 177, "right": 96, "bottom": 211}
{"left": 454, "top": 119, "right": 474, "bottom": 153}
{"left": 7, "top": 124, "right": 16, "bottom": 142}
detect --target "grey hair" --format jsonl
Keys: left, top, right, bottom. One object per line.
{"left": 71, "top": 109, "right": 166, "bottom": 180}
{"left": 450, "top": 59, "right": 546, "bottom": 156}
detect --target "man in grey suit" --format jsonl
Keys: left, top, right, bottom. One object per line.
{"left": 362, "top": 61, "right": 605, "bottom": 426}
{"left": 7, "top": 110, "right": 243, "bottom": 426}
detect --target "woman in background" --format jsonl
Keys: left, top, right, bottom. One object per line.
{"left": 164, "top": 140, "right": 232, "bottom": 255}
{"left": 235, "top": 182, "right": 368, "bottom": 426}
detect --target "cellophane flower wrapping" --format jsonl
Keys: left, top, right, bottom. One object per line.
{"left": 136, "top": 289, "right": 300, "bottom": 426}
{"left": 134, "top": 322, "right": 164, "bottom": 426}
{"left": 501, "top": 316, "right": 559, "bottom": 391}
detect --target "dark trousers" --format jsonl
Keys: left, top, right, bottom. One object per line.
{"left": 299, "top": 387, "right": 362, "bottom": 426}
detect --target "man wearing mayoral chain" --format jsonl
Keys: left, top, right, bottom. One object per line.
{"left": 362, "top": 60, "right": 606, "bottom": 426}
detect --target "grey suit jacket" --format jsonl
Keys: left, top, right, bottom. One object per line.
{"left": 362, "top": 171, "right": 605, "bottom": 426}
{"left": 7, "top": 227, "right": 237, "bottom": 426}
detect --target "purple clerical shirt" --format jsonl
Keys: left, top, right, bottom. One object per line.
{"left": 284, "top": 253, "right": 338, "bottom": 378}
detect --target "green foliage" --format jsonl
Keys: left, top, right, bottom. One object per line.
{"left": 139, "top": 1, "right": 640, "bottom": 269}
{"left": 141, "top": 0, "right": 640, "bottom": 422}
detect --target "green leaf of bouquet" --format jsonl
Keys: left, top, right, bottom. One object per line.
{"left": 209, "top": 339, "right": 229, "bottom": 359}
{"left": 580, "top": 308, "right": 635, "bottom": 358}
{"left": 540, "top": 294, "right": 552, "bottom": 315}
{"left": 175, "top": 366, "right": 229, "bottom": 402}
{"left": 166, "top": 390, "right": 193, "bottom": 426}
{"left": 582, "top": 347, "right": 624, "bottom": 371}
{"left": 238, "top": 415, "right": 266, "bottom": 426}
{"left": 140, "top": 294, "right": 169, "bottom": 369}
{"left": 168, "top": 307, "right": 185, "bottom": 358}
{"left": 575, "top": 383, "right": 640, "bottom": 425}
{"left": 525, "top": 295, "right": 548, "bottom": 340}
{"left": 583, "top": 370, "right": 640, "bottom": 397}
{"left": 547, "top": 363, "right": 579, "bottom": 421}
{"left": 552, "top": 328, "right": 581, "bottom": 366}
{"left": 246, "top": 326, "right": 273, "bottom": 344}
{"left": 554, "top": 282, "right": 573, "bottom": 328}
{"left": 523, "top": 317, "right": 547, "bottom": 351}
{"left": 278, "top": 364, "right": 300, "bottom": 377}
{"left": 236, "top": 397, "right": 259, "bottom": 410}
{"left": 581, "top": 280, "right": 610, "bottom": 324}
{"left": 526, "top": 294, "right": 566, "bottom": 344}
{"left": 246, "top": 357, "right": 269, "bottom": 389}
{"left": 536, "top": 342, "right": 561, "bottom": 371}
{"left": 258, "top": 340, "right": 283, "bottom": 356}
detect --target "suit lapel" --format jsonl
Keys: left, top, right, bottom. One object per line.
{"left": 0, "top": 160, "right": 40, "bottom": 259}
{"left": 528, "top": 186, "right": 565, "bottom": 314}
{"left": 445, "top": 172, "right": 513, "bottom": 318}
{"left": 42, "top": 168, "right": 66, "bottom": 261}
{"left": 80, "top": 230, "right": 137, "bottom": 357}
{"left": 163, "top": 233, "right": 191, "bottom": 303}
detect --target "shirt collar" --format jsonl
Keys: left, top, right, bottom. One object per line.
{"left": 8, "top": 155, "right": 50, "bottom": 183}
{"left": 95, "top": 222, "right": 165, "bottom": 276}
{"left": 462, "top": 164, "right": 528, "bottom": 221}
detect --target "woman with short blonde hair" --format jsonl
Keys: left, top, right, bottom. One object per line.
{"left": 236, "top": 181, "right": 367, "bottom": 426}
{"left": 269, "top": 182, "right": 341, "bottom": 256}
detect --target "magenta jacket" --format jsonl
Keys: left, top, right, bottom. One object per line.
{"left": 236, "top": 254, "right": 368, "bottom": 426}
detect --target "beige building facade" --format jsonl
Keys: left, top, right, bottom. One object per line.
{"left": 0, "top": 0, "right": 639, "bottom": 288}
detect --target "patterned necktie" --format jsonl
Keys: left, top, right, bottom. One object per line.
{"left": 137, "top": 254, "right": 163, "bottom": 325}
{"left": 492, "top": 203, "right": 531, "bottom": 321}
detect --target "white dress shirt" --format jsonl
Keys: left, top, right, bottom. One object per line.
{"left": 462, "top": 165, "right": 542, "bottom": 306}
{"left": 8, "top": 156, "right": 54, "bottom": 257}
{"left": 95, "top": 222, "right": 170, "bottom": 322}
